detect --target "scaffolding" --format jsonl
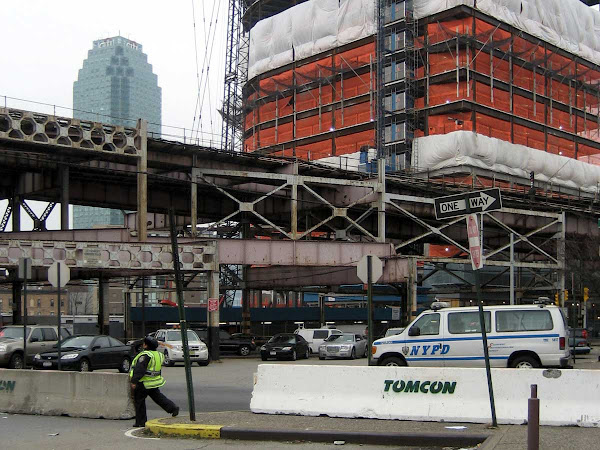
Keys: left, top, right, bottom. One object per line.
{"left": 411, "top": 6, "right": 600, "bottom": 185}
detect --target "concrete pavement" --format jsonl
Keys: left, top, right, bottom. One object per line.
{"left": 144, "top": 410, "right": 600, "bottom": 449}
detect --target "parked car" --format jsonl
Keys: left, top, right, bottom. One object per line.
{"left": 195, "top": 329, "right": 256, "bottom": 356}
{"left": 33, "top": 335, "right": 134, "bottom": 372}
{"left": 384, "top": 327, "right": 405, "bottom": 338}
{"left": 260, "top": 333, "right": 310, "bottom": 361}
{"left": 294, "top": 327, "right": 343, "bottom": 354}
{"left": 155, "top": 329, "right": 209, "bottom": 366}
{"left": 127, "top": 332, "right": 156, "bottom": 354}
{"left": 0, "top": 325, "right": 71, "bottom": 369}
{"left": 569, "top": 328, "right": 591, "bottom": 354}
{"left": 230, "top": 333, "right": 269, "bottom": 347}
{"left": 319, "top": 333, "right": 368, "bottom": 360}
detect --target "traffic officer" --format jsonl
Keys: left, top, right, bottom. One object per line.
{"left": 130, "top": 336, "right": 179, "bottom": 427}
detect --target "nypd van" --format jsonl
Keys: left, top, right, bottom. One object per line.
{"left": 371, "top": 302, "right": 570, "bottom": 369}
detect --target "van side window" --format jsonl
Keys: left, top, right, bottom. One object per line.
{"left": 496, "top": 310, "right": 553, "bottom": 332}
{"left": 448, "top": 312, "right": 490, "bottom": 334}
{"left": 313, "top": 330, "right": 329, "bottom": 339}
{"left": 411, "top": 313, "right": 440, "bottom": 335}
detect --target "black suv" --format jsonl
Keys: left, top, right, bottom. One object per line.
{"left": 195, "top": 329, "right": 256, "bottom": 356}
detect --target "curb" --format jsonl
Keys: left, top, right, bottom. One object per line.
{"left": 146, "top": 418, "right": 491, "bottom": 447}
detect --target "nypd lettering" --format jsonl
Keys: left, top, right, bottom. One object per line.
{"left": 383, "top": 379, "right": 457, "bottom": 394}
{"left": 408, "top": 344, "right": 450, "bottom": 356}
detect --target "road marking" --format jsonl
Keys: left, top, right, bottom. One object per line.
{"left": 124, "top": 428, "right": 159, "bottom": 440}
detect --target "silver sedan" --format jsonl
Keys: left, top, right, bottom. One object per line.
{"left": 318, "top": 333, "right": 368, "bottom": 360}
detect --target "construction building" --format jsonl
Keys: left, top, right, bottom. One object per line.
{"left": 239, "top": 0, "right": 600, "bottom": 197}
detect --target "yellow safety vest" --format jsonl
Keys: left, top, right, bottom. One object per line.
{"left": 129, "top": 350, "right": 165, "bottom": 389}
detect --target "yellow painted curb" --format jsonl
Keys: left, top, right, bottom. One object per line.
{"left": 146, "top": 418, "right": 223, "bottom": 439}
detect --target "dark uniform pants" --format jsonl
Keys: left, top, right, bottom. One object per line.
{"left": 133, "top": 383, "right": 177, "bottom": 426}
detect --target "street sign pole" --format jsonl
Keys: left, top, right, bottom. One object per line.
{"left": 22, "top": 259, "right": 28, "bottom": 369}
{"left": 466, "top": 214, "right": 497, "bottom": 428}
{"left": 367, "top": 256, "right": 373, "bottom": 366}
{"left": 57, "top": 269, "right": 61, "bottom": 371}
{"left": 48, "top": 261, "right": 70, "bottom": 372}
{"left": 169, "top": 207, "right": 196, "bottom": 421}
{"left": 357, "top": 255, "right": 382, "bottom": 365}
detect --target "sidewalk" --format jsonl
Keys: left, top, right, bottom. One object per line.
{"left": 145, "top": 411, "right": 600, "bottom": 449}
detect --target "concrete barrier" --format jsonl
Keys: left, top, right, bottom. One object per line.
{"left": 250, "top": 365, "right": 600, "bottom": 427}
{"left": 0, "top": 369, "right": 134, "bottom": 419}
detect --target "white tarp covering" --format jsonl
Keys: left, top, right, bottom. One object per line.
{"left": 248, "top": 0, "right": 376, "bottom": 79}
{"left": 413, "top": 0, "right": 600, "bottom": 69}
{"left": 249, "top": 0, "right": 600, "bottom": 79}
{"left": 414, "top": 131, "right": 600, "bottom": 193}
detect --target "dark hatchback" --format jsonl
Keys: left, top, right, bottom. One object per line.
{"left": 33, "top": 335, "right": 135, "bottom": 372}
{"left": 260, "top": 333, "right": 310, "bottom": 361}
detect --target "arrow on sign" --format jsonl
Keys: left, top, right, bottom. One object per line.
{"left": 468, "top": 192, "right": 496, "bottom": 211}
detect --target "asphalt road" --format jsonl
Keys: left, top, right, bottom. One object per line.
{"left": 127, "top": 344, "right": 600, "bottom": 415}
{"left": 149, "top": 352, "right": 369, "bottom": 414}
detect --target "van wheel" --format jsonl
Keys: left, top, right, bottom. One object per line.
{"left": 380, "top": 356, "right": 407, "bottom": 367}
{"left": 510, "top": 355, "right": 540, "bottom": 369}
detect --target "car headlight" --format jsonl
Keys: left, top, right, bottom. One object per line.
{"left": 0, "top": 345, "right": 6, "bottom": 352}
{"left": 34, "top": 353, "right": 41, "bottom": 360}
{"left": 340, "top": 345, "right": 351, "bottom": 351}
{"left": 61, "top": 353, "right": 79, "bottom": 360}
{"left": 260, "top": 346, "right": 266, "bottom": 351}
{"left": 282, "top": 347, "right": 292, "bottom": 351}
{"left": 173, "top": 345, "right": 182, "bottom": 350}
{"left": 319, "top": 345, "right": 325, "bottom": 351}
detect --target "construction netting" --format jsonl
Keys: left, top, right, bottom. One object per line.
{"left": 244, "top": 41, "right": 375, "bottom": 159}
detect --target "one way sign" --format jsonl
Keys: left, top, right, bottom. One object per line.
{"left": 434, "top": 188, "right": 502, "bottom": 220}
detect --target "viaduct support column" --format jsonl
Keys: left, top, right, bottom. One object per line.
{"left": 11, "top": 195, "right": 20, "bottom": 232}
{"left": 408, "top": 258, "right": 418, "bottom": 321}
{"left": 98, "top": 277, "right": 110, "bottom": 335}
{"left": 208, "top": 269, "right": 220, "bottom": 361}
{"left": 191, "top": 169, "right": 199, "bottom": 236}
{"left": 11, "top": 274, "right": 22, "bottom": 325}
{"left": 377, "top": 158, "right": 386, "bottom": 242}
{"left": 137, "top": 119, "right": 148, "bottom": 242}
{"left": 61, "top": 166, "right": 69, "bottom": 230}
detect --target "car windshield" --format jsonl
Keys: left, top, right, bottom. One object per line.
{"left": 326, "top": 334, "right": 353, "bottom": 342}
{"left": 0, "top": 327, "right": 30, "bottom": 339}
{"left": 60, "top": 336, "right": 94, "bottom": 349}
{"left": 268, "top": 335, "right": 295, "bottom": 344}
{"left": 166, "top": 330, "right": 199, "bottom": 342}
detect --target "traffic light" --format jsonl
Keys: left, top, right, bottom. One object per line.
{"left": 564, "top": 290, "right": 569, "bottom": 302}
{"left": 555, "top": 292, "right": 559, "bottom": 305}
{"left": 584, "top": 287, "right": 590, "bottom": 302}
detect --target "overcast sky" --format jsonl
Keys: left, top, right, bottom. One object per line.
{"left": 2, "top": 1, "right": 599, "bottom": 231}
{"left": 1, "top": 0, "right": 228, "bottom": 230}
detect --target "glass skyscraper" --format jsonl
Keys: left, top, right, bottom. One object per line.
{"left": 72, "top": 36, "right": 161, "bottom": 228}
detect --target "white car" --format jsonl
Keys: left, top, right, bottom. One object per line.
{"left": 155, "top": 329, "right": 209, "bottom": 366}
{"left": 371, "top": 302, "right": 570, "bottom": 369}
{"left": 294, "top": 327, "right": 344, "bottom": 354}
